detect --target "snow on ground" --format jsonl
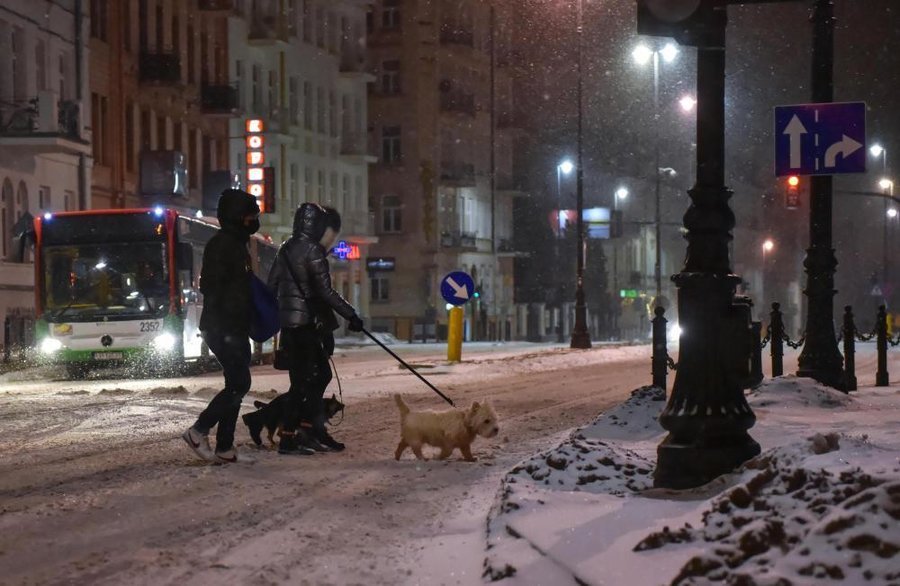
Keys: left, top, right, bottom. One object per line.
{"left": 484, "top": 377, "right": 900, "bottom": 585}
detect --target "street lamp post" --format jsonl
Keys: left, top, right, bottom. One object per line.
{"left": 762, "top": 239, "right": 775, "bottom": 307}
{"left": 570, "top": 0, "right": 591, "bottom": 349}
{"left": 634, "top": 42, "right": 678, "bottom": 304}
{"left": 882, "top": 178, "right": 896, "bottom": 299}
{"left": 557, "top": 160, "right": 573, "bottom": 342}
{"left": 872, "top": 145, "right": 890, "bottom": 292}
{"left": 612, "top": 187, "right": 629, "bottom": 339}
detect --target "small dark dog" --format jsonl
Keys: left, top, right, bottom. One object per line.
{"left": 244, "top": 394, "right": 345, "bottom": 448}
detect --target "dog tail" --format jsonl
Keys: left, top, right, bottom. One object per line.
{"left": 253, "top": 400, "right": 268, "bottom": 409}
{"left": 394, "top": 394, "right": 410, "bottom": 418}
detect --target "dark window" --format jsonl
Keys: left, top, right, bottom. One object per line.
{"left": 381, "top": 60, "right": 401, "bottom": 95}
{"left": 371, "top": 276, "right": 390, "bottom": 301}
{"left": 91, "top": 0, "right": 108, "bottom": 41}
{"left": 382, "top": 0, "right": 400, "bottom": 30}
{"left": 382, "top": 195, "right": 402, "bottom": 233}
{"left": 381, "top": 126, "right": 401, "bottom": 164}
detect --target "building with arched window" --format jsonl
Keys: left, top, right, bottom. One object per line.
{"left": 0, "top": 1, "right": 91, "bottom": 353}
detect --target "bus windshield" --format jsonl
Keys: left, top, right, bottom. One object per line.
{"left": 43, "top": 242, "right": 170, "bottom": 322}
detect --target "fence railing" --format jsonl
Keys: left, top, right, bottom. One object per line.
{"left": 652, "top": 302, "right": 897, "bottom": 394}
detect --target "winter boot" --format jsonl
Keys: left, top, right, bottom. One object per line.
{"left": 278, "top": 432, "right": 315, "bottom": 456}
{"left": 297, "top": 425, "right": 330, "bottom": 453}
{"left": 215, "top": 447, "right": 239, "bottom": 463}
{"left": 315, "top": 428, "right": 346, "bottom": 452}
{"left": 242, "top": 411, "right": 264, "bottom": 447}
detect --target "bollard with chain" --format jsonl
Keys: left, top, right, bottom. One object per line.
{"left": 652, "top": 306, "right": 667, "bottom": 390}
{"left": 770, "top": 302, "right": 784, "bottom": 377}
{"left": 876, "top": 305, "right": 889, "bottom": 387}
{"left": 841, "top": 306, "right": 857, "bottom": 392}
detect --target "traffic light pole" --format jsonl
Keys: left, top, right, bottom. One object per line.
{"left": 654, "top": 1, "right": 760, "bottom": 490}
{"left": 797, "top": 0, "right": 844, "bottom": 388}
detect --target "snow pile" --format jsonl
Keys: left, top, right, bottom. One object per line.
{"left": 747, "top": 375, "right": 852, "bottom": 409}
{"left": 484, "top": 379, "right": 900, "bottom": 585}
{"left": 637, "top": 434, "right": 900, "bottom": 585}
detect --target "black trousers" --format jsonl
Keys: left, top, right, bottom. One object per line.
{"left": 194, "top": 331, "right": 252, "bottom": 451}
{"left": 281, "top": 326, "right": 332, "bottom": 433}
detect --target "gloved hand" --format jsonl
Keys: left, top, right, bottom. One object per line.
{"left": 348, "top": 315, "right": 364, "bottom": 332}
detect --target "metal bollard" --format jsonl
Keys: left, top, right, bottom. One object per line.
{"left": 876, "top": 305, "right": 889, "bottom": 387}
{"left": 770, "top": 302, "right": 784, "bottom": 377}
{"left": 748, "top": 321, "right": 764, "bottom": 388}
{"left": 841, "top": 306, "right": 857, "bottom": 392}
{"left": 651, "top": 306, "right": 668, "bottom": 390}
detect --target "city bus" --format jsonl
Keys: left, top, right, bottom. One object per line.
{"left": 33, "top": 207, "right": 278, "bottom": 378}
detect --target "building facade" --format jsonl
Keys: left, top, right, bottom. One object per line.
{"left": 0, "top": 0, "right": 91, "bottom": 352}
{"left": 226, "top": 0, "right": 376, "bottom": 330}
{"left": 367, "top": 0, "right": 525, "bottom": 341}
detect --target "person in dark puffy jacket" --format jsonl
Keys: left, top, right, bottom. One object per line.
{"left": 253, "top": 203, "right": 363, "bottom": 455}
{"left": 182, "top": 189, "right": 260, "bottom": 464}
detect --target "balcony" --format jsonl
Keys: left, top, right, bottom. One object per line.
{"left": 440, "top": 230, "right": 477, "bottom": 250}
{"left": 340, "top": 133, "right": 378, "bottom": 164}
{"left": 249, "top": 15, "right": 289, "bottom": 45}
{"left": 0, "top": 93, "right": 90, "bottom": 156}
{"left": 439, "top": 91, "right": 476, "bottom": 117}
{"left": 201, "top": 84, "right": 240, "bottom": 115}
{"left": 198, "top": 0, "right": 234, "bottom": 10}
{"left": 440, "top": 27, "right": 474, "bottom": 47}
{"left": 439, "top": 162, "right": 476, "bottom": 187}
{"left": 139, "top": 51, "right": 181, "bottom": 85}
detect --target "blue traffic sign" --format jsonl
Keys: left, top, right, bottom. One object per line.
{"left": 775, "top": 102, "right": 866, "bottom": 177}
{"left": 441, "top": 271, "right": 475, "bottom": 306}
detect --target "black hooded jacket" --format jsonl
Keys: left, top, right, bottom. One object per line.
{"left": 268, "top": 203, "right": 357, "bottom": 329}
{"left": 199, "top": 190, "right": 260, "bottom": 336}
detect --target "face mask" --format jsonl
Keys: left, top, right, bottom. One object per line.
{"left": 244, "top": 218, "right": 261, "bottom": 235}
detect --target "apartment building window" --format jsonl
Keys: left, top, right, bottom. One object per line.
{"left": 91, "top": 0, "right": 108, "bottom": 41}
{"left": 327, "top": 172, "right": 337, "bottom": 206}
{"left": 342, "top": 175, "right": 351, "bottom": 211}
{"left": 355, "top": 176, "right": 364, "bottom": 213}
{"left": 123, "top": 0, "right": 133, "bottom": 52}
{"left": 91, "top": 93, "right": 109, "bottom": 165}
{"left": 155, "top": 5, "right": 164, "bottom": 51}
{"left": 35, "top": 42, "right": 46, "bottom": 92}
{"left": 290, "top": 164, "right": 299, "bottom": 207}
{"left": 139, "top": 0, "right": 148, "bottom": 50}
{"left": 125, "top": 102, "right": 135, "bottom": 171}
{"left": 328, "top": 91, "right": 337, "bottom": 137}
{"left": 64, "top": 190, "right": 73, "bottom": 211}
{"left": 157, "top": 114, "right": 168, "bottom": 149}
{"left": 382, "top": 0, "right": 401, "bottom": 30}
{"left": 302, "top": 0, "right": 312, "bottom": 43}
{"left": 317, "top": 87, "right": 326, "bottom": 134}
{"left": 304, "top": 167, "right": 313, "bottom": 199}
{"left": 187, "top": 25, "right": 195, "bottom": 84}
{"left": 316, "top": 5, "right": 325, "bottom": 49}
{"left": 371, "top": 276, "right": 390, "bottom": 302}
{"left": 38, "top": 186, "right": 50, "bottom": 211}
{"left": 382, "top": 195, "right": 402, "bottom": 233}
{"left": 200, "top": 33, "right": 209, "bottom": 84}
{"left": 289, "top": 77, "right": 299, "bottom": 125}
{"left": 58, "top": 54, "right": 68, "bottom": 100}
{"left": 303, "top": 81, "right": 313, "bottom": 130}
{"left": 268, "top": 70, "right": 279, "bottom": 118}
{"left": 172, "top": 14, "right": 181, "bottom": 55}
{"left": 10, "top": 28, "right": 23, "bottom": 101}
{"left": 252, "top": 65, "right": 262, "bottom": 114}
{"left": 381, "top": 60, "right": 401, "bottom": 95}
{"left": 366, "top": 7, "right": 374, "bottom": 34}
{"left": 189, "top": 130, "right": 199, "bottom": 188}
{"left": 141, "top": 108, "right": 152, "bottom": 149}
{"left": 317, "top": 170, "right": 326, "bottom": 200}
{"left": 381, "top": 126, "right": 401, "bottom": 164}
{"left": 235, "top": 60, "right": 245, "bottom": 109}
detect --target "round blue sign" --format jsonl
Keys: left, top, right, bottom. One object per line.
{"left": 441, "top": 271, "right": 475, "bottom": 306}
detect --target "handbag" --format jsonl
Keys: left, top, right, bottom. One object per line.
{"left": 249, "top": 272, "right": 280, "bottom": 343}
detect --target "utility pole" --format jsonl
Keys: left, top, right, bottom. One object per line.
{"left": 797, "top": 0, "right": 844, "bottom": 388}
{"left": 571, "top": 0, "right": 591, "bottom": 349}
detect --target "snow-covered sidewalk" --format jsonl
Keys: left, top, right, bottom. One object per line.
{"left": 484, "top": 378, "right": 900, "bottom": 585}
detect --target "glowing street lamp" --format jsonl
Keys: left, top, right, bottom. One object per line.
{"left": 762, "top": 239, "right": 775, "bottom": 253}
{"left": 679, "top": 95, "right": 697, "bottom": 113}
{"left": 870, "top": 144, "right": 885, "bottom": 159}
{"left": 879, "top": 178, "right": 894, "bottom": 193}
{"left": 887, "top": 208, "right": 898, "bottom": 219}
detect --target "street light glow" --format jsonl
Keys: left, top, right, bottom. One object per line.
{"left": 661, "top": 43, "right": 679, "bottom": 63}
{"left": 763, "top": 239, "right": 775, "bottom": 253}
{"left": 879, "top": 178, "right": 894, "bottom": 191}
{"left": 632, "top": 44, "right": 653, "bottom": 66}
{"left": 887, "top": 208, "right": 898, "bottom": 219}
{"left": 615, "top": 187, "right": 629, "bottom": 200}
{"left": 679, "top": 96, "right": 697, "bottom": 112}
{"left": 870, "top": 144, "right": 885, "bottom": 158}
{"left": 559, "top": 160, "right": 574, "bottom": 175}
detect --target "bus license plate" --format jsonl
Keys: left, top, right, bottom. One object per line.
{"left": 93, "top": 351, "right": 124, "bottom": 361}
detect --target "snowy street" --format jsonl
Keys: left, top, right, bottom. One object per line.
{"left": 0, "top": 342, "right": 651, "bottom": 585}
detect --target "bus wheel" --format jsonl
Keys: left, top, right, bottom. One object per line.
{"left": 65, "top": 363, "right": 89, "bottom": 379}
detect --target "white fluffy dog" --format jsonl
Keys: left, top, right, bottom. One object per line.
{"left": 393, "top": 394, "right": 500, "bottom": 461}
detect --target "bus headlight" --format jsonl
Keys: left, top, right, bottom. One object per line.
{"left": 152, "top": 333, "right": 177, "bottom": 352}
{"left": 40, "top": 337, "right": 63, "bottom": 355}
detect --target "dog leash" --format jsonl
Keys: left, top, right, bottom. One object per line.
{"left": 328, "top": 355, "right": 345, "bottom": 427}
{"left": 361, "top": 327, "right": 455, "bottom": 407}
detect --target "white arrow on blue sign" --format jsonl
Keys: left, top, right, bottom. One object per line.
{"left": 774, "top": 101, "right": 866, "bottom": 177}
{"left": 441, "top": 271, "right": 475, "bottom": 306}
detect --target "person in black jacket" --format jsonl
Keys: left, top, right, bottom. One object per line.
{"left": 253, "top": 203, "right": 363, "bottom": 455}
{"left": 182, "top": 189, "right": 261, "bottom": 463}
